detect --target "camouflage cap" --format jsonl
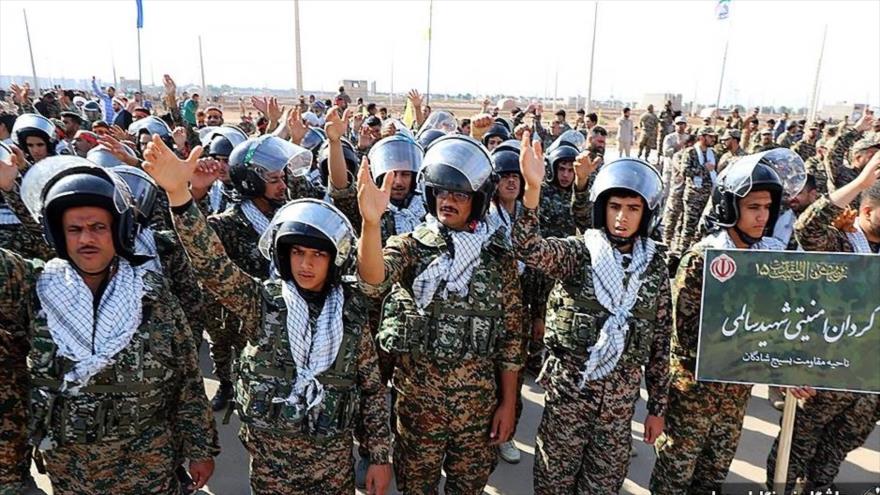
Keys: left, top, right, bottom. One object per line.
{"left": 674, "top": 116, "right": 688, "bottom": 124}
{"left": 808, "top": 121, "right": 821, "bottom": 130}
{"left": 720, "top": 129, "right": 741, "bottom": 141}
{"left": 851, "top": 137, "right": 880, "bottom": 154}
{"left": 760, "top": 128, "right": 773, "bottom": 135}
{"left": 698, "top": 126, "right": 716, "bottom": 136}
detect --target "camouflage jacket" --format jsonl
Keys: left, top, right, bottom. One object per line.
{"left": 775, "top": 131, "right": 796, "bottom": 148}
{"left": 661, "top": 150, "right": 687, "bottom": 251}
{"left": 360, "top": 223, "right": 525, "bottom": 375}
{"left": 512, "top": 207, "right": 672, "bottom": 416}
{"left": 171, "top": 202, "right": 391, "bottom": 461}
{"left": 824, "top": 128, "right": 863, "bottom": 194}
{"left": 539, "top": 183, "right": 591, "bottom": 237}
{"left": 638, "top": 112, "right": 660, "bottom": 145}
{"left": 0, "top": 252, "right": 218, "bottom": 459}
{"left": 208, "top": 202, "right": 271, "bottom": 279}
{"left": 804, "top": 155, "right": 828, "bottom": 195}
{"left": 0, "top": 184, "right": 56, "bottom": 261}
{"left": 795, "top": 195, "right": 876, "bottom": 254}
{"left": 677, "top": 146, "right": 716, "bottom": 253}
{"left": 717, "top": 147, "right": 746, "bottom": 174}
{"left": 791, "top": 139, "right": 817, "bottom": 162}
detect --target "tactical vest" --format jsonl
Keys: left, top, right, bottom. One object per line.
{"left": 28, "top": 272, "right": 174, "bottom": 447}
{"left": 544, "top": 247, "right": 665, "bottom": 367}
{"left": 235, "top": 280, "right": 365, "bottom": 438}
{"left": 377, "top": 225, "right": 508, "bottom": 361}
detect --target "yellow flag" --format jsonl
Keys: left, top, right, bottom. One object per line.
{"left": 403, "top": 99, "right": 416, "bottom": 129}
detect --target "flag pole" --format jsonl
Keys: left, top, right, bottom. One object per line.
{"left": 808, "top": 24, "right": 828, "bottom": 123}
{"left": 425, "top": 0, "right": 434, "bottom": 106}
{"left": 137, "top": 29, "right": 143, "bottom": 94}
{"left": 23, "top": 9, "right": 40, "bottom": 93}
{"left": 294, "top": 0, "right": 303, "bottom": 95}
{"left": 198, "top": 35, "right": 207, "bottom": 97}
{"left": 586, "top": 1, "right": 598, "bottom": 113}
{"left": 773, "top": 390, "right": 799, "bottom": 493}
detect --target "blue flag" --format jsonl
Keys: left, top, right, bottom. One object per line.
{"left": 716, "top": 0, "right": 730, "bottom": 20}
{"left": 136, "top": 0, "right": 144, "bottom": 28}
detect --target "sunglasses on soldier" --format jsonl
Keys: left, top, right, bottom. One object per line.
{"left": 435, "top": 189, "right": 472, "bottom": 202}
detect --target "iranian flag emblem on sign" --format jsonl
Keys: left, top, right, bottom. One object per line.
{"left": 710, "top": 253, "right": 737, "bottom": 283}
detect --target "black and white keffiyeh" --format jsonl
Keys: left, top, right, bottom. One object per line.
{"left": 579, "top": 230, "right": 657, "bottom": 387}
{"left": 388, "top": 195, "right": 426, "bottom": 235}
{"left": 846, "top": 220, "right": 875, "bottom": 254}
{"left": 208, "top": 181, "right": 224, "bottom": 214}
{"left": 490, "top": 203, "right": 525, "bottom": 274}
{"left": 705, "top": 230, "right": 787, "bottom": 251}
{"left": 412, "top": 213, "right": 502, "bottom": 309}
{"left": 36, "top": 258, "right": 146, "bottom": 394}
{"left": 273, "top": 281, "right": 345, "bottom": 416}
{"left": 241, "top": 199, "right": 271, "bottom": 236}
{"left": 134, "top": 228, "right": 162, "bottom": 274}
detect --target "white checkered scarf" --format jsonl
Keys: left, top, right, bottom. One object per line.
{"left": 846, "top": 220, "right": 875, "bottom": 254}
{"left": 0, "top": 204, "right": 21, "bottom": 225}
{"left": 412, "top": 213, "right": 502, "bottom": 309}
{"left": 273, "top": 281, "right": 345, "bottom": 417}
{"left": 36, "top": 258, "right": 146, "bottom": 394}
{"left": 240, "top": 199, "right": 271, "bottom": 236}
{"left": 491, "top": 202, "right": 525, "bottom": 274}
{"left": 388, "top": 194, "right": 426, "bottom": 235}
{"left": 705, "top": 230, "right": 787, "bottom": 251}
{"left": 134, "top": 228, "right": 163, "bottom": 274}
{"left": 579, "top": 229, "right": 656, "bottom": 387}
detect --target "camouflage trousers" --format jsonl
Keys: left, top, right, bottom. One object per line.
{"left": 204, "top": 302, "right": 245, "bottom": 384}
{"left": 240, "top": 425, "right": 354, "bottom": 495}
{"left": 393, "top": 355, "right": 499, "bottom": 494}
{"left": 0, "top": 365, "right": 29, "bottom": 494}
{"left": 766, "top": 390, "right": 880, "bottom": 494}
{"left": 41, "top": 425, "right": 180, "bottom": 494}
{"left": 533, "top": 354, "right": 642, "bottom": 494}
{"left": 650, "top": 381, "right": 752, "bottom": 494}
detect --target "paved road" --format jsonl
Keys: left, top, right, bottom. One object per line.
{"left": 32, "top": 342, "right": 880, "bottom": 494}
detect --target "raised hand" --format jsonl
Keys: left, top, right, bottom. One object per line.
{"left": 324, "top": 106, "right": 351, "bottom": 142}
{"left": 854, "top": 111, "right": 874, "bottom": 132}
{"left": 357, "top": 125, "right": 376, "bottom": 151}
{"left": 287, "top": 106, "right": 307, "bottom": 145}
{"left": 192, "top": 157, "right": 222, "bottom": 191}
{"left": 162, "top": 74, "right": 177, "bottom": 97}
{"left": 109, "top": 125, "right": 128, "bottom": 141}
{"left": 265, "top": 96, "right": 284, "bottom": 124}
{"left": 856, "top": 149, "right": 880, "bottom": 190}
{"left": 97, "top": 135, "right": 139, "bottom": 166}
{"left": 142, "top": 134, "right": 201, "bottom": 201}
{"left": 407, "top": 89, "right": 423, "bottom": 109}
{"left": 520, "top": 130, "right": 545, "bottom": 189}
{"left": 9, "top": 83, "right": 28, "bottom": 104}
{"left": 831, "top": 207, "right": 857, "bottom": 233}
{"left": 0, "top": 148, "right": 21, "bottom": 192}
{"left": 250, "top": 96, "right": 269, "bottom": 116}
{"left": 574, "top": 150, "right": 601, "bottom": 188}
{"left": 356, "top": 157, "right": 391, "bottom": 225}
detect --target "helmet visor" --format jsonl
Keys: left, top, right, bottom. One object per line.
{"left": 258, "top": 199, "right": 355, "bottom": 267}
{"left": 422, "top": 135, "right": 492, "bottom": 191}
{"left": 368, "top": 136, "right": 423, "bottom": 179}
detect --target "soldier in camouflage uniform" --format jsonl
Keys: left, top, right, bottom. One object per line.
{"left": 791, "top": 122, "right": 819, "bottom": 162}
{"left": 357, "top": 134, "right": 524, "bottom": 494}
{"left": 661, "top": 135, "right": 696, "bottom": 274}
{"left": 658, "top": 101, "right": 676, "bottom": 163}
{"left": 637, "top": 104, "right": 660, "bottom": 162}
{"left": 804, "top": 138, "right": 830, "bottom": 195}
{"left": 823, "top": 114, "right": 879, "bottom": 196}
{"left": 0, "top": 158, "right": 218, "bottom": 493}
{"left": 716, "top": 129, "right": 746, "bottom": 174}
{"left": 202, "top": 134, "right": 322, "bottom": 411}
{"left": 143, "top": 137, "right": 393, "bottom": 495}
{"left": 651, "top": 155, "right": 791, "bottom": 494}
{"left": 775, "top": 120, "right": 800, "bottom": 148}
{"left": 674, "top": 127, "right": 718, "bottom": 257}
{"left": 767, "top": 157, "right": 880, "bottom": 493}
{"left": 752, "top": 128, "right": 782, "bottom": 153}
{"left": 516, "top": 137, "right": 672, "bottom": 494}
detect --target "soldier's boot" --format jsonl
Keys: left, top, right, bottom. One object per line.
{"left": 355, "top": 456, "right": 369, "bottom": 489}
{"left": 498, "top": 440, "right": 521, "bottom": 464}
{"left": 211, "top": 380, "right": 234, "bottom": 412}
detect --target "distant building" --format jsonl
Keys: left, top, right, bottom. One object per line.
{"left": 639, "top": 93, "right": 682, "bottom": 111}
{"left": 818, "top": 102, "right": 869, "bottom": 122}
{"left": 340, "top": 80, "right": 369, "bottom": 99}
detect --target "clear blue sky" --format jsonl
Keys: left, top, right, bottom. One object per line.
{"left": 1, "top": 0, "right": 878, "bottom": 109}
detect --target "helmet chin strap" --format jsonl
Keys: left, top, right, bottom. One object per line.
{"left": 732, "top": 225, "right": 762, "bottom": 246}
{"left": 605, "top": 229, "right": 635, "bottom": 247}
